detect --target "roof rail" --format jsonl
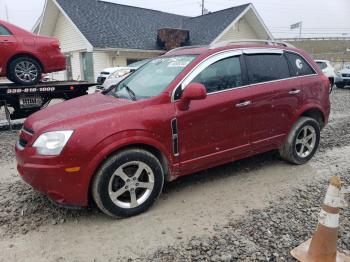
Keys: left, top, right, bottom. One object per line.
{"left": 210, "top": 39, "right": 295, "bottom": 49}
{"left": 166, "top": 45, "right": 208, "bottom": 54}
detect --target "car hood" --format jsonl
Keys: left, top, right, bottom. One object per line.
{"left": 27, "top": 93, "right": 133, "bottom": 132}
{"left": 340, "top": 68, "right": 350, "bottom": 74}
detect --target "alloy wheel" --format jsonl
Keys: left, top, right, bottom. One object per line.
{"left": 15, "top": 61, "right": 38, "bottom": 83}
{"left": 295, "top": 125, "right": 317, "bottom": 158}
{"left": 108, "top": 161, "right": 155, "bottom": 209}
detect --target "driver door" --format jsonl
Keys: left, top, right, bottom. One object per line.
{"left": 175, "top": 51, "right": 252, "bottom": 175}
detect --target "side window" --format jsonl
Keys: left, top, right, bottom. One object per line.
{"left": 285, "top": 52, "right": 315, "bottom": 76}
{"left": 245, "top": 54, "right": 290, "bottom": 84}
{"left": 190, "top": 56, "right": 242, "bottom": 93}
{"left": 0, "top": 25, "right": 12, "bottom": 36}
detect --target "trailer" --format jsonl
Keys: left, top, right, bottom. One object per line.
{"left": 0, "top": 81, "right": 96, "bottom": 120}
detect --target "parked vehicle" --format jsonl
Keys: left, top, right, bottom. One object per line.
{"left": 0, "top": 20, "right": 66, "bottom": 85}
{"left": 96, "top": 59, "right": 150, "bottom": 90}
{"left": 315, "top": 60, "right": 336, "bottom": 86}
{"left": 336, "top": 65, "right": 350, "bottom": 88}
{"left": 16, "top": 41, "right": 330, "bottom": 218}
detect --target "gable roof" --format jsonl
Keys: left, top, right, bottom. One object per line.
{"left": 183, "top": 4, "right": 250, "bottom": 45}
{"left": 53, "top": 0, "right": 256, "bottom": 50}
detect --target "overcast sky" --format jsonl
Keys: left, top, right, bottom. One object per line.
{"left": 0, "top": 0, "right": 349, "bottom": 38}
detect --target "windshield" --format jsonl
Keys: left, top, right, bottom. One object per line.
{"left": 128, "top": 59, "right": 151, "bottom": 68}
{"left": 108, "top": 55, "right": 197, "bottom": 100}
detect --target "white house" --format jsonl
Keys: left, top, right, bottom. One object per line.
{"left": 35, "top": 0, "right": 273, "bottom": 82}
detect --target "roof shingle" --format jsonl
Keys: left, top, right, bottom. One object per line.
{"left": 56, "top": 0, "right": 250, "bottom": 50}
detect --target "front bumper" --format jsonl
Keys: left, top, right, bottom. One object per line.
{"left": 16, "top": 143, "right": 89, "bottom": 206}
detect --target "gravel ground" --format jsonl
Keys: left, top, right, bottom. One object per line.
{"left": 0, "top": 87, "right": 350, "bottom": 261}
{"left": 145, "top": 174, "right": 350, "bottom": 262}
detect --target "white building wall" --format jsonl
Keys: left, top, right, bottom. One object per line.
{"left": 93, "top": 52, "right": 110, "bottom": 79}
{"left": 52, "top": 12, "right": 87, "bottom": 53}
{"left": 217, "top": 17, "right": 258, "bottom": 43}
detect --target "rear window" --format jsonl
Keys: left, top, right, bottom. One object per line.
{"left": 0, "top": 25, "right": 12, "bottom": 36}
{"left": 285, "top": 52, "right": 315, "bottom": 77}
{"left": 245, "top": 54, "right": 290, "bottom": 84}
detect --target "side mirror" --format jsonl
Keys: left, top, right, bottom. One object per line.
{"left": 177, "top": 83, "right": 207, "bottom": 111}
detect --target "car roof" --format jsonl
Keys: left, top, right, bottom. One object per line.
{"left": 163, "top": 43, "right": 301, "bottom": 57}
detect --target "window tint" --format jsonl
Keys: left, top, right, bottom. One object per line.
{"left": 285, "top": 52, "right": 315, "bottom": 76}
{"left": 245, "top": 54, "right": 290, "bottom": 84}
{"left": 316, "top": 61, "right": 327, "bottom": 70}
{"left": 190, "top": 56, "right": 242, "bottom": 93}
{"left": 0, "top": 25, "right": 12, "bottom": 36}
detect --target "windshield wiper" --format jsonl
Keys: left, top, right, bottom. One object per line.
{"left": 122, "top": 83, "right": 137, "bottom": 101}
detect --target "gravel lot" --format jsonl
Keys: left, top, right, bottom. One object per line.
{"left": 1, "top": 87, "right": 350, "bottom": 261}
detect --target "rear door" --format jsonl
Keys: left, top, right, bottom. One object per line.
{"left": 243, "top": 49, "right": 303, "bottom": 152}
{"left": 0, "top": 24, "right": 18, "bottom": 75}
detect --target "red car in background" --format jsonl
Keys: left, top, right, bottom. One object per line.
{"left": 0, "top": 19, "right": 66, "bottom": 85}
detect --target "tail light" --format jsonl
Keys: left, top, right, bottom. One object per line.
{"left": 50, "top": 40, "right": 60, "bottom": 49}
{"left": 320, "top": 74, "right": 331, "bottom": 93}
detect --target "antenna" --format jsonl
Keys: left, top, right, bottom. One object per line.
{"left": 201, "top": 0, "right": 204, "bottom": 15}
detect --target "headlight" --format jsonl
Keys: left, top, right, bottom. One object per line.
{"left": 108, "top": 70, "right": 130, "bottom": 79}
{"left": 33, "top": 131, "right": 73, "bottom": 156}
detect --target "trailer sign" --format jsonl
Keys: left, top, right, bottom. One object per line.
{"left": 6, "top": 87, "right": 56, "bottom": 94}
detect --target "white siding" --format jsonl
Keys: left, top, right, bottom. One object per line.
{"left": 52, "top": 12, "right": 87, "bottom": 53}
{"left": 217, "top": 17, "right": 258, "bottom": 42}
{"left": 93, "top": 52, "right": 110, "bottom": 79}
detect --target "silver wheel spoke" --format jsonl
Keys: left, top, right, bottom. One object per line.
{"left": 137, "top": 182, "right": 153, "bottom": 189}
{"left": 296, "top": 138, "right": 303, "bottom": 145}
{"left": 305, "top": 143, "right": 313, "bottom": 151}
{"left": 110, "top": 187, "right": 128, "bottom": 200}
{"left": 115, "top": 169, "right": 129, "bottom": 182}
{"left": 134, "top": 163, "right": 146, "bottom": 179}
{"left": 130, "top": 191, "right": 138, "bottom": 208}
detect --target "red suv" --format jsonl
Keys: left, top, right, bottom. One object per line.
{"left": 0, "top": 20, "right": 66, "bottom": 85}
{"left": 16, "top": 42, "right": 330, "bottom": 217}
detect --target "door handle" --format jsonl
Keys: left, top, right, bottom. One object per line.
{"left": 289, "top": 89, "right": 301, "bottom": 95}
{"left": 235, "top": 100, "right": 252, "bottom": 108}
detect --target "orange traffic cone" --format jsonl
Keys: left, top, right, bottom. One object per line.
{"left": 291, "top": 176, "right": 350, "bottom": 262}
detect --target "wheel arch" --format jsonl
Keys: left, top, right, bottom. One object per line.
{"left": 86, "top": 137, "right": 174, "bottom": 207}
{"left": 299, "top": 108, "right": 325, "bottom": 129}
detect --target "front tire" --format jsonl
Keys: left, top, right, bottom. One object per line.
{"left": 279, "top": 117, "right": 320, "bottom": 165}
{"left": 336, "top": 83, "right": 345, "bottom": 89}
{"left": 92, "top": 149, "right": 164, "bottom": 218}
{"left": 8, "top": 56, "right": 42, "bottom": 85}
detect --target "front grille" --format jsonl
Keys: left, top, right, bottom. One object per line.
{"left": 97, "top": 77, "right": 106, "bottom": 85}
{"left": 342, "top": 74, "right": 350, "bottom": 78}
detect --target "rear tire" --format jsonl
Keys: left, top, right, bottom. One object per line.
{"left": 279, "top": 117, "right": 320, "bottom": 165}
{"left": 92, "top": 148, "right": 164, "bottom": 218}
{"left": 8, "top": 56, "right": 42, "bottom": 85}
